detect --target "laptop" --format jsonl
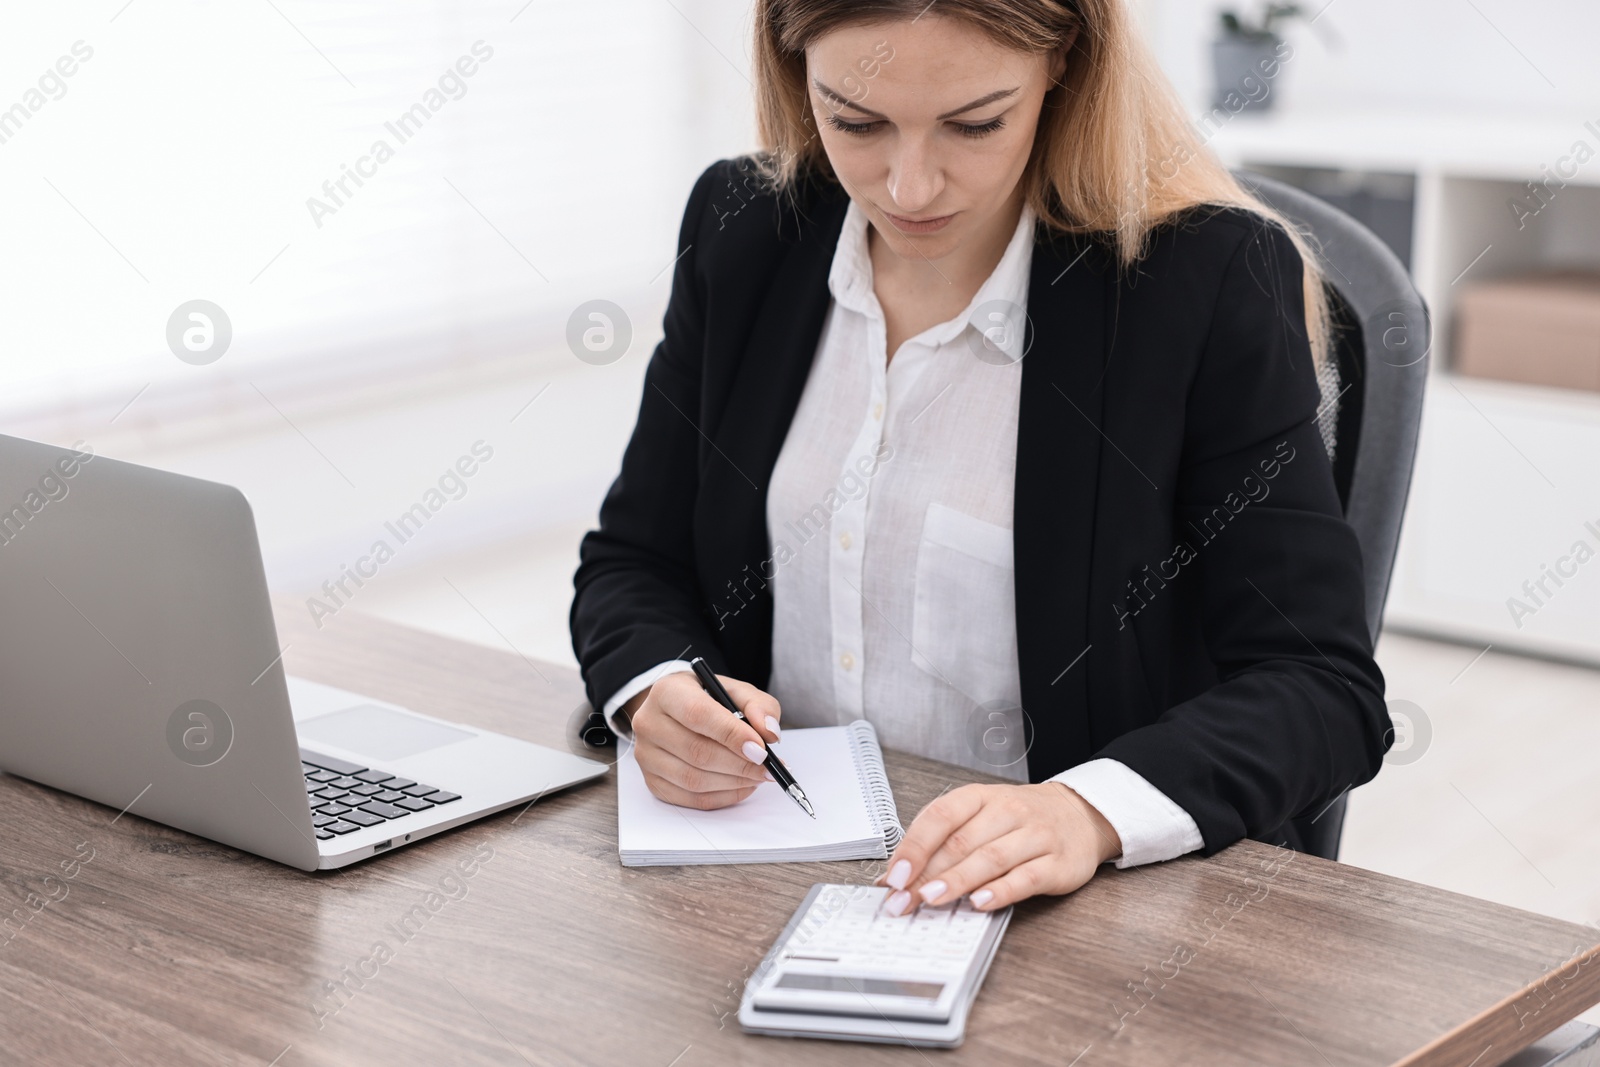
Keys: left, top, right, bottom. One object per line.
{"left": 0, "top": 433, "right": 608, "bottom": 870}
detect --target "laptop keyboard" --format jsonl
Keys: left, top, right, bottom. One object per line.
{"left": 300, "top": 748, "right": 461, "bottom": 841}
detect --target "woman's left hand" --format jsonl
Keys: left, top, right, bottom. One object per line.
{"left": 874, "top": 782, "right": 1123, "bottom": 913}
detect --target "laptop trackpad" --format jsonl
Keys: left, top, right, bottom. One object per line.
{"left": 298, "top": 705, "right": 474, "bottom": 762}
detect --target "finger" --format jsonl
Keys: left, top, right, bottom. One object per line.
{"left": 720, "top": 676, "right": 783, "bottom": 743}
{"left": 913, "top": 827, "right": 1052, "bottom": 908}
{"left": 636, "top": 740, "right": 771, "bottom": 795}
{"left": 636, "top": 707, "right": 769, "bottom": 784}
{"left": 643, "top": 772, "right": 759, "bottom": 811}
{"left": 881, "top": 784, "right": 989, "bottom": 894}
{"left": 659, "top": 676, "right": 770, "bottom": 765}
{"left": 917, "top": 800, "right": 1032, "bottom": 885}
{"left": 967, "top": 854, "right": 1069, "bottom": 911}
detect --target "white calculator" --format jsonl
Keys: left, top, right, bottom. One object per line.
{"left": 739, "top": 883, "right": 1012, "bottom": 1048}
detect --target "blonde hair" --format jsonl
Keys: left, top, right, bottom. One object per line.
{"left": 752, "top": 0, "right": 1331, "bottom": 369}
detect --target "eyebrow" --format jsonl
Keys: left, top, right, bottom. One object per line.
{"left": 811, "top": 80, "right": 1020, "bottom": 121}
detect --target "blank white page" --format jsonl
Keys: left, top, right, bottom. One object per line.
{"left": 616, "top": 726, "right": 882, "bottom": 858}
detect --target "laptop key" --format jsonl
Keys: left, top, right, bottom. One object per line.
{"left": 318, "top": 803, "right": 353, "bottom": 816}
{"left": 323, "top": 820, "right": 362, "bottom": 834}
{"left": 349, "top": 783, "right": 384, "bottom": 797}
{"left": 299, "top": 749, "right": 367, "bottom": 776}
{"left": 353, "top": 770, "right": 393, "bottom": 784}
{"left": 374, "top": 789, "right": 406, "bottom": 803}
{"left": 330, "top": 776, "right": 363, "bottom": 789}
{"left": 315, "top": 830, "right": 335, "bottom": 840}
{"left": 427, "top": 792, "right": 461, "bottom": 805}
{"left": 358, "top": 801, "right": 410, "bottom": 820}
{"left": 384, "top": 778, "right": 417, "bottom": 790}
{"left": 395, "top": 797, "right": 435, "bottom": 812}
{"left": 401, "top": 783, "right": 439, "bottom": 797}
{"left": 313, "top": 788, "right": 351, "bottom": 801}
{"left": 307, "top": 769, "right": 339, "bottom": 783}
{"left": 341, "top": 810, "right": 384, "bottom": 827}
{"left": 312, "top": 814, "right": 338, "bottom": 828}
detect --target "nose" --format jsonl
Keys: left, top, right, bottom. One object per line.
{"left": 885, "top": 135, "right": 943, "bottom": 215}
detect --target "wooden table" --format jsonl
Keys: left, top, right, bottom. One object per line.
{"left": 3, "top": 602, "right": 1599, "bottom": 1066}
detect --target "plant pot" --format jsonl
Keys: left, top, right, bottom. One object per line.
{"left": 1211, "top": 35, "right": 1284, "bottom": 112}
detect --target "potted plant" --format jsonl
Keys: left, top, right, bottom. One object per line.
{"left": 1212, "top": 3, "right": 1303, "bottom": 112}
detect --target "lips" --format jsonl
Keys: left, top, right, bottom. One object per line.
{"left": 884, "top": 211, "right": 954, "bottom": 234}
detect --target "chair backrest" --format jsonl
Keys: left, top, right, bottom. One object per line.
{"left": 1233, "top": 171, "right": 1431, "bottom": 860}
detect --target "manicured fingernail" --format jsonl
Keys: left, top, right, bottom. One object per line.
{"left": 970, "top": 889, "right": 994, "bottom": 908}
{"left": 886, "top": 890, "right": 912, "bottom": 916}
{"left": 886, "top": 859, "right": 911, "bottom": 889}
{"left": 918, "top": 880, "right": 946, "bottom": 903}
{"left": 765, "top": 716, "right": 781, "bottom": 738}
{"left": 742, "top": 741, "right": 766, "bottom": 763}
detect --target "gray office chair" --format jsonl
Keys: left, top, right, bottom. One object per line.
{"left": 1234, "top": 171, "right": 1432, "bottom": 860}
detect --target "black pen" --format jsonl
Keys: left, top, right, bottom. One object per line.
{"left": 688, "top": 657, "right": 815, "bottom": 819}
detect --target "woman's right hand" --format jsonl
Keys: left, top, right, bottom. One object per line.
{"left": 624, "top": 670, "right": 783, "bottom": 809}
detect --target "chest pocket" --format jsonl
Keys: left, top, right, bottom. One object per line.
{"left": 909, "top": 502, "right": 1023, "bottom": 708}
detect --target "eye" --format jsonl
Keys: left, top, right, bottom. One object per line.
{"left": 824, "top": 113, "right": 880, "bottom": 136}
{"left": 953, "top": 117, "right": 1006, "bottom": 138}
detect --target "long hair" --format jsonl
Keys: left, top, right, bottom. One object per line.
{"left": 752, "top": 0, "right": 1332, "bottom": 370}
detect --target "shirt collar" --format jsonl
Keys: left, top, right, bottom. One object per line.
{"left": 827, "top": 197, "right": 1037, "bottom": 362}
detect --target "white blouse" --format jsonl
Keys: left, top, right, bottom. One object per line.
{"left": 603, "top": 199, "right": 1203, "bottom": 868}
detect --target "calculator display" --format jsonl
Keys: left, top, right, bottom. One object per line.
{"left": 774, "top": 973, "right": 946, "bottom": 1000}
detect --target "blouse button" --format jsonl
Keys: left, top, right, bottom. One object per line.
{"left": 840, "top": 651, "right": 855, "bottom": 671}
{"left": 872, "top": 402, "right": 884, "bottom": 421}
{"left": 839, "top": 531, "right": 852, "bottom": 550}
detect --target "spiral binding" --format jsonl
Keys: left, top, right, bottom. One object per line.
{"left": 846, "top": 719, "right": 903, "bottom": 852}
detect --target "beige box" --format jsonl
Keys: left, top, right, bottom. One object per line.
{"left": 1454, "top": 272, "right": 1600, "bottom": 391}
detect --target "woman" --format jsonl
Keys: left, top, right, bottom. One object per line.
{"left": 570, "top": 0, "right": 1388, "bottom": 916}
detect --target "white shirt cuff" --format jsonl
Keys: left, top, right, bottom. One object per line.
{"left": 1049, "top": 758, "right": 1204, "bottom": 868}
{"left": 599, "top": 659, "right": 696, "bottom": 736}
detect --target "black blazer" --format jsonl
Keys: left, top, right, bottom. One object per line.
{"left": 571, "top": 157, "right": 1389, "bottom": 855}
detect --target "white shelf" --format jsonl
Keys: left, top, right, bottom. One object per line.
{"left": 1210, "top": 108, "right": 1600, "bottom": 187}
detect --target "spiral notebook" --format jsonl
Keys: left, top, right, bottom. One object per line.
{"left": 616, "top": 721, "right": 903, "bottom": 866}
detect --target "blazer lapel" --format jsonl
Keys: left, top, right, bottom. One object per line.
{"left": 1015, "top": 226, "right": 1112, "bottom": 779}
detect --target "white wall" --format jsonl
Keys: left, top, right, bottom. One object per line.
{"left": 0, "top": 0, "right": 762, "bottom": 421}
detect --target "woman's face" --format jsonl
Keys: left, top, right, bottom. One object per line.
{"left": 806, "top": 16, "right": 1065, "bottom": 263}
